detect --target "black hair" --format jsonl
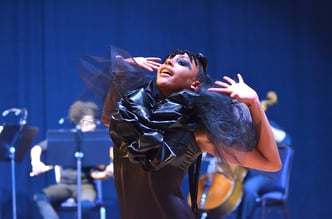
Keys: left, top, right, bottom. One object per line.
{"left": 163, "top": 49, "right": 212, "bottom": 84}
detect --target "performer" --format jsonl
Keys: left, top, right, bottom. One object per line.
{"left": 30, "top": 100, "right": 113, "bottom": 219}
{"left": 78, "top": 46, "right": 281, "bottom": 219}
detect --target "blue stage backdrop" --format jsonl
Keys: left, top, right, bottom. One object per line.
{"left": 1, "top": 0, "right": 331, "bottom": 218}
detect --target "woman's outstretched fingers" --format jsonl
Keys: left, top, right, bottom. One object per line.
{"left": 214, "top": 80, "right": 230, "bottom": 88}
{"left": 223, "top": 76, "right": 236, "bottom": 84}
{"left": 237, "top": 73, "right": 244, "bottom": 83}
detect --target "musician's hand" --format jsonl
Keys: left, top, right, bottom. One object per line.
{"left": 116, "top": 55, "right": 161, "bottom": 72}
{"left": 105, "top": 163, "right": 114, "bottom": 176}
{"left": 90, "top": 163, "right": 114, "bottom": 180}
{"left": 31, "top": 161, "right": 52, "bottom": 176}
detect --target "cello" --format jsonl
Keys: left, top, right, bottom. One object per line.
{"left": 188, "top": 91, "right": 278, "bottom": 219}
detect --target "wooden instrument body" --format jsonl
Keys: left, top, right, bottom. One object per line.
{"left": 194, "top": 163, "right": 248, "bottom": 218}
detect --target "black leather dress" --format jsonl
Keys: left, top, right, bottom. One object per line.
{"left": 110, "top": 80, "right": 201, "bottom": 219}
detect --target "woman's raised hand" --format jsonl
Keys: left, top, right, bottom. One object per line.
{"left": 208, "top": 73, "right": 259, "bottom": 106}
{"left": 133, "top": 57, "right": 161, "bottom": 71}
{"left": 116, "top": 55, "right": 161, "bottom": 72}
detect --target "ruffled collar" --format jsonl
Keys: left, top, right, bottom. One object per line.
{"left": 110, "top": 80, "right": 200, "bottom": 170}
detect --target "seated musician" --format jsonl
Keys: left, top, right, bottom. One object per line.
{"left": 236, "top": 120, "right": 292, "bottom": 219}
{"left": 30, "top": 100, "right": 113, "bottom": 219}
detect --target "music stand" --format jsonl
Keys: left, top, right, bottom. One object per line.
{"left": 0, "top": 124, "right": 39, "bottom": 219}
{"left": 46, "top": 128, "right": 111, "bottom": 219}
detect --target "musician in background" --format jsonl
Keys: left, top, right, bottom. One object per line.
{"left": 30, "top": 100, "right": 113, "bottom": 219}
{"left": 236, "top": 120, "right": 292, "bottom": 219}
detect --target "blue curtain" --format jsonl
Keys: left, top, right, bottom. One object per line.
{"left": 1, "top": 0, "right": 331, "bottom": 218}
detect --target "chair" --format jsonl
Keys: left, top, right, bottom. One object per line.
{"left": 57, "top": 179, "right": 106, "bottom": 219}
{"left": 251, "top": 145, "right": 294, "bottom": 219}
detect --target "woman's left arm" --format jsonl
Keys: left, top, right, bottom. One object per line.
{"left": 206, "top": 74, "right": 282, "bottom": 171}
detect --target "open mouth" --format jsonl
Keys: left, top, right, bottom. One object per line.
{"left": 160, "top": 68, "right": 173, "bottom": 76}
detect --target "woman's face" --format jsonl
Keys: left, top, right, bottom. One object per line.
{"left": 157, "top": 53, "right": 200, "bottom": 97}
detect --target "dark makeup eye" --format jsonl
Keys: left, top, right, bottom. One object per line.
{"left": 177, "top": 58, "right": 190, "bottom": 67}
